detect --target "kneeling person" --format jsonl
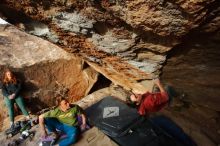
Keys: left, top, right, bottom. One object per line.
{"left": 39, "top": 97, "right": 86, "bottom": 146}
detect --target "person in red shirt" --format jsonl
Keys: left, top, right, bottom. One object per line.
{"left": 128, "top": 79, "right": 169, "bottom": 116}
{"left": 127, "top": 80, "right": 197, "bottom": 146}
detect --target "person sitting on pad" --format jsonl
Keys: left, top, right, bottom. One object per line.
{"left": 39, "top": 96, "right": 86, "bottom": 146}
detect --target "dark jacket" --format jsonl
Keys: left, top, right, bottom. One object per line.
{"left": 0, "top": 81, "right": 2, "bottom": 89}
{"left": 2, "top": 81, "right": 22, "bottom": 98}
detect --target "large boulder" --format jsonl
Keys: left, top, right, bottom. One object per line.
{"left": 0, "top": 24, "right": 98, "bottom": 128}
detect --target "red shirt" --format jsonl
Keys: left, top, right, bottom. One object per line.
{"left": 138, "top": 92, "right": 168, "bottom": 115}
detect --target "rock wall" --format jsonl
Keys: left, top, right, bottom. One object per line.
{"left": 161, "top": 2, "right": 220, "bottom": 111}
{"left": 161, "top": 17, "right": 220, "bottom": 146}
{"left": 0, "top": 24, "right": 98, "bottom": 126}
{"left": 1, "top": 0, "right": 218, "bottom": 93}
{"left": 162, "top": 31, "right": 220, "bottom": 111}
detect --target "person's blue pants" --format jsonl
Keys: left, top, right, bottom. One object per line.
{"left": 44, "top": 118, "right": 79, "bottom": 146}
{"left": 150, "top": 115, "right": 197, "bottom": 146}
{"left": 4, "top": 95, "right": 29, "bottom": 123}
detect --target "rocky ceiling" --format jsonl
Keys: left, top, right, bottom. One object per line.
{"left": 1, "top": 0, "right": 219, "bottom": 93}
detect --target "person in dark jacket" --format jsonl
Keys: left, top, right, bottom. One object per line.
{"left": 1, "top": 69, "right": 30, "bottom": 128}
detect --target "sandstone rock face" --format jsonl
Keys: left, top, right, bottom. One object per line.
{"left": 0, "top": 24, "right": 98, "bottom": 128}
{"left": 1, "top": 0, "right": 218, "bottom": 93}
{"left": 0, "top": 26, "right": 71, "bottom": 68}
{"left": 105, "top": 0, "right": 191, "bottom": 37}
{"left": 112, "top": 0, "right": 215, "bottom": 34}
{"left": 161, "top": 30, "right": 220, "bottom": 145}
{"left": 162, "top": 31, "right": 220, "bottom": 111}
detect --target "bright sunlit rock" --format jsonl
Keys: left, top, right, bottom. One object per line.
{"left": 0, "top": 18, "right": 8, "bottom": 24}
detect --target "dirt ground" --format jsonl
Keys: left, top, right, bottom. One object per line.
{"left": 160, "top": 97, "right": 220, "bottom": 146}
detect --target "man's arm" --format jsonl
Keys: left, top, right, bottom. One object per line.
{"left": 81, "top": 113, "right": 86, "bottom": 125}
{"left": 154, "top": 79, "right": 165, "bottom": 93}
{"left": 39, "top": 114, "right": 47, "bottom": 138}
{"left": 154, "top": 79, "right": 169, "bottom": 104}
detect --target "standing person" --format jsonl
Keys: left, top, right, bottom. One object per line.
{"left": 127, "top": 79, "right": 169, "bottom": 116}
{"left": 39, "top": 97, "right": 86, "bottom": 146}
{"left": 1, "top": 69, "right": 30, "bottom": 128}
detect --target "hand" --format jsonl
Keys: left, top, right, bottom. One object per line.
{"left": 9, "top": 94, "right": 15, "bottom": 99}
{"left": 153, "top": 78, "right": 166, "bottom": 93}
{"left": 80, "top": 124, "right": 86, "bottom": 131}
{"left": 153, "top": 78, "right": 161, "bottom": 86}
{"left": 41, "top": 130, "right": 48, "bottom": 139}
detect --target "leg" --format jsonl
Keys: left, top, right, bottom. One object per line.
{"left": 151, "top": 115, "right": 197, "bottom": 146}
{"left": 15, "top": 96, "right": 29, "bottom": 116}
{"left": 59, "top": 124, "right": 78, "bottom": 146}
{"left": 44, "top": 118, "right": 63, "bottom": 133}
{"left": 44, "top": 118, "right": 78, "bottom": 146}
{"left": 4, "top": 97, "right": 15, "bottom": 123}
